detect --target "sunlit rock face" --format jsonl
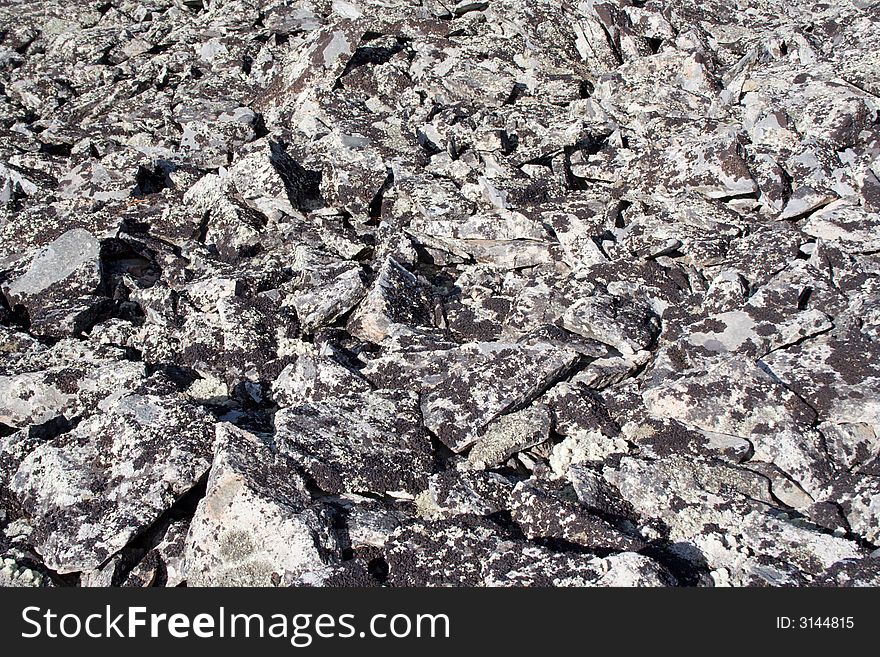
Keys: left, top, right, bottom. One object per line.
{"left": 1, "top": 0, "right": 879, "bottom": 588}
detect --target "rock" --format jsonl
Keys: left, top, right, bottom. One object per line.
{"left": 561, "top": 293, "right": 660, "bottom": 355}
{"left": 346, "top": 505, "right": 406, "bottom": 550}
{"left": 347, "top": 256, "right": 436, "bottom": 344}
{"left": 416, "top": 469, "right": 515, "bottom": 519}
{"left": 272, "top": 351, "right": 371, "bottom": 406}
{"left": 1, "top": 0, "right": 878, "bottom": 589}
{"left": 2, "top": 229, "right": 108, "bottom": 337}
{"left": 10, "top": 393, "right": 215, "bottom": 573}
{"left": 510, "top": 478, "right": 644, "bottom": 552}
{"left": 288, "top": 262, "right": 365, "bottom": 334}
{"left": 184, "top": 424, "right": 338, "bottom": 587}
{"left": 817, "top": 557, "right": 880, "bottom": 587}
{"left": 363, "top": 342, "right": 579, "bottom": 452}
{"left": 605, "top": 456, "right": 865, "bottom": 586}
{"left": 0, "top": 341, "right": 144, "bottom": 430}
{"left": 803, "top": 201, "right": 880, "bottom": 253}
{"left": 385, "top": 516, "right": 673, "bottom": 587}
{"left": 0, "top": 555, "right": 49, "bottom": 588}
{"left": 817, "top": 474, "right": 880, "bottom": 545}
{"left": 467, "top": 405, "right": 551, "bottom": 470}
{"left": 274, "top": 390, "right": 432, "bottom": 496}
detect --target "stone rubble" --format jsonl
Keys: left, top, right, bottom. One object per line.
{"left": 1, "top": 0, "right": 879, "bottom": 587}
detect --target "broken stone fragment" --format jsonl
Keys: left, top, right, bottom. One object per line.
{"left": 346, "top": 505, "right": 406, "bottom": 550}
{"left": 642, "top": 358, "right": 817, "bottom": 437}
{"left": 385, "top": 516, "right": 672, "bottom": 587}
{"left": 363, "top": 342, "right": 579, "bottom": 452}
{"left": 274, "top": 390, "right": 431, "bottom": 496}
{"left": 347, "top": 256, "right": 436, "bottom": 344}
{"left": 562, "top": 293, "right": 660, "bottom": 355}
{"left": 10, "top": 393, "right": 215, "bottom": 573}
{"left": 0, "top": 353, "right": 144, "bottom": 429}
{"left": 272, "top": 351, "right": 371, "bottom": 406}
{"left": 760, "top": 332, "right": 880, "bottom": 432}
{"left": 510, "top": 478, "right": 645, "bottom": 552}
{"left": 288, "top": 262, "right": 365, "bottom": 334}
{"left": 417, "top": 469, "right": 515, "bottom": 520}
{"left": 467, "top": 405, "right": 551, "bottom": 470}
{"left": 2, "top": 228, "right": 107, "bottom": 337}
{"left": 604, "top": 456, "right": 864, "bottom": 586}
{"left": 184, "top": 423, "right": 338, "bottom": 587}
{"left": 802, "top": 201, "right": 880, "bottom": 253}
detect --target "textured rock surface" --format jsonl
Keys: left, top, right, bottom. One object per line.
{"left": 1, "top": 0, "right": 879, "bottom": 587}
{"left": 184, "top": 424, "right": 338, "bottom": 586}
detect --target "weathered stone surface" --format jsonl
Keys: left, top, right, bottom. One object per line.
{"left": 510, "top": 478, "right": 644, "bottom": 552}
{"left": 274, "top": 390, "right": 431, "bottom": 496}
{"left": 184, "top": 424, "right": 337, "bottom": 587}
{"left": 10, "top": 393, "right": 215, "bottom": 573}
{"left": 385, "top": 516, "right": 673, "bottom": 587}
{"left": 347, "top": 256, "right": 436, "bottom": 344}
{"left": 2, "top": 229, "right": 108, "bottom": 336}
{"left": 1, "top": 0, "right": 879, "bottom": 589}
{"left": 604, "top": 456, "right": 865, "bottom": 586}
{"left": 467, "top": 405, "right": 551, "bottom": 470}
{"left": 364, "top": 342, "right": 579, "bottom": 452}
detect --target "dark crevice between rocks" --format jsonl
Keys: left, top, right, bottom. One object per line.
{"left": 269, "top": 140, "right": 324, "bottom": 212}
{"left": 39, "top": 141, "right": 72, "bottom": 157}
{"left": 131, "top": 162, "right": 174, "bottom": 198}
{"left": 252, "top": 111, "right": 269, "bottom": 140}
{"left": 336, "top": 39, "right": 408, "bottom": 87}
{"left": 100, "top": 237, "right": 162, "bottom": 292}
{"left": 646, "top": 37, "right": 664, "bottom": 54}
{"left": 579, "top": 79, "right": 595, "bottom": 99}
{"left": 610, "top": 198, "right": 631, "bottom": 229}
{"left": 503, "top": 82, "right": 529, "bottom": 106}
{"left": 203, "top": 393, "right": 279, "bottom": 436}
{"left": 640, "top": 542, "right": 713, "bottom": 587}
{"left": 1, "top": 295, "right": 31, "bottom": 332}
{"left": 483, "top": 510, "right": 526, "bottom": 541}
{"left": 367, "top": 555, "right": 389, "bottom": 583}
{"left": 425, "top": 423, "right": 457, "bottom": 474}
{"left": 797, "top": 286, "right": 813, "bottom": 310}
{"left": 28, "top": 414, "right": 79, "bottom": 441}
{"left": 716, "top": 189, "right": 761, "bottom": 204}
{"left": 532, "top": 536, "right": 622, "bottom": 559}
{"left": 367, "top": 168, "right": 394, "bottom": 222}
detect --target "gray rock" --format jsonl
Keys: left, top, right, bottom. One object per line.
{"left": 184, "top": 423, "right": 338, "bottom": 587}
{"left": 10, "top": 393, "right": 215, "bottom": 573}
{"left": 467, "top": 405, "right": 551, "bottom": 470}
{"left": 385, "top": 516, "right": 672, "bottom": 587}
{"left": 2, "top": 229, "right": 107, "bottom": 337}
{"left": 347, "top": 256, "right": 437, "bottom": 344}
{"left": 605, "top": 456, "right": 865, "bottom": 586}
{"left": 274, "top": 390, "right": 432, "bottom": 496}
{"left": 561, "top": 293, "right": 660, "bottom": 355}
{"left": 510, "top": 478, "right": 645, "bottom": 552}
{"left": 2, "top": 0, "right": 879, "bottom": 588}
{"left": 364, "top": 342, "right": 579, "bottom": 452}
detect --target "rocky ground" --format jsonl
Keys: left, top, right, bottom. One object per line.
{"left": 1, "top": 0, "right": 879, "bottom": 588}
